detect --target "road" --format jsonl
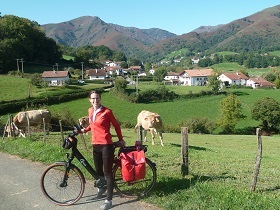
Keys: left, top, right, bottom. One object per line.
{"left": 0, "top": 152, "right": 161, "bottom": 210}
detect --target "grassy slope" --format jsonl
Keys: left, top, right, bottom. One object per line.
{"left": 1, "top": 75, "right": 280, "bottom": 134}
{"left": 1, "top": 131, "right": 280, "bottom": 209}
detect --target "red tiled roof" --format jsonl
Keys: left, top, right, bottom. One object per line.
{"left": 180, "top": 69, "right": 213, "bottom": 77}
{"left": 167, "top": 71, "right": 180, "bottom": 76}
{"left": 105, "top": 66, "right": 121, "bottom": 71}
{"left": 249, "top": 77, "right": 275, "bottom": 87}
{"left": 87, "top": 69, "right": 106, "bottom": 76}
{"left": 42, "top": 71, "right": 70, "bottom": 78}
{"left": 222, "top": 72, "right": 249, "bottom": 80}
{"left": 129, "top": 66, "right": 141, "bottom": 70}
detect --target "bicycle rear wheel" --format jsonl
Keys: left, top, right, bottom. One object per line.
{"left": 40, "top": 162, "right": 85, "bottom": 206}
{"left": 113, "top": 158, "right": 156, "bottom": 198}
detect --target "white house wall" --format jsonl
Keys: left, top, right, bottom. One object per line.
{"left": 43, "top": 76, "right": 69, "bottom": 86}
{"left": 89, "top": 76, "right": 106, "bottom": 80}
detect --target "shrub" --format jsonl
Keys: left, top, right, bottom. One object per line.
{"left": 179, "top": 117, "right": 215, "bottom": 134}
{"left": 137, "top": 86, "right": 177, "bottom": 103}
{"left": 50, "top": 109, "right": 76, "bottom": 131}
{"left": 114, "top": 77, "right": 127, "bottom": 91}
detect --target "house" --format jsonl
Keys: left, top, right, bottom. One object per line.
{"left": 149, "top": 69, "right": 155, "bottom": 75}
{"left": 164, "top": 71, "right": 180, "bottom": 85}
{"left": 42, "top": 70, "right": 71, "bottom": 86}
{"left": 246, "top": 77, "right": 275, "bottom": 89}
{"left": 179, "top": 69, "right": 213, "bottom": 86}
{"left": 218, "top": 72, "right": 249, "bottom": 87}
{"left": 104, "top": 66, "right": 123, "bottom": 76}
{"left": 128, "top": 66, "right": 142, "bottom": 73}
{"left": 191, "top": 57, "right": 200, "bottom": 64}
{"left": 105, "top": 61, "right": 121, "bottom": 67}
{"left": 87, "top": 69, "right": 107, "bottom": 80}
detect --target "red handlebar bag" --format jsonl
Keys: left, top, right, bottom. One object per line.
{"left": 120, "top": 149, "right": 146, "bottom": 182}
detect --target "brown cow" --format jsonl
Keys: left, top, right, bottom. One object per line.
{"left": 134, "top": 110, "right": 164, "bottom": 146}
{"left": 78, "top": 116, "right": 89, "bottom": 128}
{"left": 6, "top": 109, "right": 51, "bottom": 137}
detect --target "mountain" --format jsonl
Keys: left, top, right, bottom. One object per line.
{"left": 41, "top": 5, "right": 280, "bottom": 60}
{"left": 40, "top": 16, "right": 176, "bottom": 58}
{"left": 149, "top": 5, "right": 280, "bottom": 58}
{"left": 191, "top": 25, "right": 225, "bottom": 34}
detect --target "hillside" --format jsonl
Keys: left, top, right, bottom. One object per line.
{"left": 149, "top": 5, "right": 280, "bottom": 59}
{"left": 41, "top": 5, "right": 280, "bottom": 61}
{"left": 40, "top": 16, "right": 176, "bottom": 58}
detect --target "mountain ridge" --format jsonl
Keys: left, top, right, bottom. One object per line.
{"left": 41, "top": 4, "right": 280, "bottom": 60}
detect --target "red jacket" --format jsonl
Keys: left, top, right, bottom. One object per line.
{"left": 84, "top": 106, "right": 123, "bottom": 145}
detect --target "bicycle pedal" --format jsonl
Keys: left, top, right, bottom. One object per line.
{"left": 94, "top": 178, "right": 107, "bottom": 188}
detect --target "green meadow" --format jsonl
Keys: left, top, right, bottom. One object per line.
{"left": 1, "top": 130, "right": 280, "bottom": 209}
{"left": 1, "top": 75, "right": 280, "bottom": 134}
{"left": 1, "top": 74, "right": 280, "bottom": 209}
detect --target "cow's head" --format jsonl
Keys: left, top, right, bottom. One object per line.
{"left": 78, "top": 117, "right": 89, "bottom": 128}
{"left": 145, "top": 114, "right": 160, "bottom": 128}
{"left": 5, "top": 124, "right": 21, "bottom": 136}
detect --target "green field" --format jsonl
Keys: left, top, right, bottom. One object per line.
{"left": 211, "top": 62, "right": 280, "bottom": 77}
{"left": 1, "top": 75, "right": 280, "bottom": 134}
{"left": 1, "top": 74, "right": 280, "bottom": 209}
{"left": 1, "top": 131, "right": 280, "bottom": 209}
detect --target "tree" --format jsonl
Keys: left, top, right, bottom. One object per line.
{"left": 216, "top": 94, "right": 243, "bottom": 133}
{"left": 251, "top": 97, "right": 280, "bottom": 131}
{"left": 0, "top": 15, "right": 62, "bottom": 72}
{"left": 30, "top": 73, "right": 43, "bottom": 86}
{"left": 207, "top": 74, "right": 221, "bottom": 94}
{"left": 153, "top": 67, "right": 167, "bottom": 82}
{"left": 144, "top": 62, "right": 152, "bottom": 71}
{"left": 114, "top": 77, "right": 127, "bottom": 91}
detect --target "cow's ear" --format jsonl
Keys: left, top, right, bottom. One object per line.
{"left": 155, "top": 117, "right": 159, "bottom": 122}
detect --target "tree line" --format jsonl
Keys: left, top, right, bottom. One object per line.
{"left": 0, "top": 15, "right": 144, "bottom": 74}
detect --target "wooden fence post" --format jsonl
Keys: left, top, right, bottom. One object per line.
{"left": 250, "top": 128, "right": 262, "bottom": 192}
{"left": 27, "top": 114, "right": 30, "bottom": 138}
{"left": 138, "top": 126, "right": 143, "bottom": 143}
{"left": 43, "top": 118, "right": 46, "bottom": 143}
{"left": 181, "top": 127, "right": 189, "bottom": 176}
{"left": 9, "top": 115, "right": 15, "bottom": 138}
{"left": 59, "top": 120, "right": 64, "bottom": 146}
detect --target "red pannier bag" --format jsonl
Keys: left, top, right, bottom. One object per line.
{"left": 120, "top": 147, "right": 146, "bottom": 182}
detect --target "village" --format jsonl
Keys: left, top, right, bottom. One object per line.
{"left": 41, "top": 60, "right": 275, "bottom": 89}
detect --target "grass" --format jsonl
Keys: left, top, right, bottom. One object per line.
{"left": 0, "top": 75, "right": 42, "bottom": 100}
{"left": 211, "top": 62, "right": 280, "bottom": 77}
{"left": 211, "top": 62, "right": 246, "bottom": 72}
{"left": 0, "top": 75, "right": 108, "bottom": 101}
{"left": 26, "top": 87, "right": 278, "bottom": 134}
{"left": 1, "top": 131, "right": 280, "bottom": 209}
{"left": 2, "top": 83, "right": 279, "bottom": 134}
{"left": 269, "top": 50, "right": 280, "bottom": 57}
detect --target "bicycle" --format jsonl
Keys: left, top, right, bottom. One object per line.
{"left": 40, "top": 129, "right": 157, "bottom": 206}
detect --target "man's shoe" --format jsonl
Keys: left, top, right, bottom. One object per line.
{"left": 96, "top": 188, "right": 106, "bottom": 199}
{"left": 100, "top": 200, "right": 112, "bottom": 210}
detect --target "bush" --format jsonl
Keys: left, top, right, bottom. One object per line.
{"left": 114, "top": 77, "right": 127, "bottom": 91}
{"left": 50, "top": 109, "right": 76, "bottom": 131}
{"left": 137, "top": 86, "right": 177, "bottom": 103}
{"left": 179, "top": 117, "right": 215, "bottom": 134}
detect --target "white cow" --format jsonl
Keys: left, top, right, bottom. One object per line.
{"left": 134, "top": 110, "right": 164, "bottom": 146}
{"left": 6, "top": 109, "right": 51, "bottom": 137}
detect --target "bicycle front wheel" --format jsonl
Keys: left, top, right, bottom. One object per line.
{"left": 40, "top": 162, "right": 85, "bottom": 206}
{"left": 113, "top": 158, "right": 156, "bottom": 198}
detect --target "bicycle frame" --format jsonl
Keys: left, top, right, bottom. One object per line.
{"left": 62, "top": 145, "right": 108, "bottom": 188}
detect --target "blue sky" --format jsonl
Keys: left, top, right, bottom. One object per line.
{"left": 2, "top": 0, "right": 280, "bottom": 35}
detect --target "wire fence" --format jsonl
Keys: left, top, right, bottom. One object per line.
{"left": 1, "top": 114, "right": 75, "bottom": 141}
